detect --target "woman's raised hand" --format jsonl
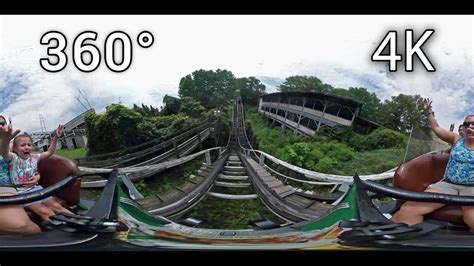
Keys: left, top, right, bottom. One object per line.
{"left": 423, "top": 98, "right": 433, "bottom": 113}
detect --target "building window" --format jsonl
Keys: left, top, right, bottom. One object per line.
{"left": 338, "top": 107, "right": 353, "bottom": 120}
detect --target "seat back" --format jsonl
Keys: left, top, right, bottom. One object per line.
{"left": 393, "top": 152, "right": 464, "bottom": 224}
{"left": 37, "top": 155, "right": 81, "bottom": 206}
{"left": 394, "top": 153, "right": 449, "bottom": 190}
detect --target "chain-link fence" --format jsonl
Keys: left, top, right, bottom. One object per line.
{"left": 403, "top": 126, "right": 450, "bottom": 162}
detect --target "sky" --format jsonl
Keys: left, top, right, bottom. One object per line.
{"left": 0, "top": 15, "right": 473, "bottom": 133}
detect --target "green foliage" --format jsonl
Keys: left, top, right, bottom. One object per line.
{"left": 235, "top": 77, "right": 266, "bottom": 106}
{"left": 160, "top": 95, "right": 181, "bottom": 116}
{"left": 179, "top": 69, "right": 236, "bottom": 109}
{"left": 132, "top": 103, "right": 160, "bottom": 117}
{"left": 320, "top": 141, "right": 355, "bottom": 161}
{"left": 85, "top": 104, "right": 199, "bottom": 155}
{"left": 338, "top": 148, "right": 404, "bottom": 175}
{"left": 332, "top": 87, "right": 382, "bottom": 121}
{"left": 246, "top": 107, "right": 403, "bottom": 175}
{"left": 276, "top": 141, "right": 354, "bottom": 174}
{"left": 350, "top": 128, "right": 407, "bottom": 151}
{"left": 245, "top": 108, "right": 305, "bottom": 155}
{"left": 147, "top": 114, "right": 197, "bottom": 138}
{"left": 275, "top": 75, "right": 429, "bottom": 135}
{"left": 160, "top": 95, "right": 206, "bottom": 119}
{"left": 54, "top": 148, "right": 87, "bottom": 160}
{"left": 314, "top": 156, "right": 340, "bottom": 173}
{"left": 330, "top": 125, "right": 358, "bottom": 143}
{"left": 376, "top": 94, "right": 429, "bottom": 133}
{"left": 278, "top": 75, "right": 333, "bottom": 93}
{"left": 85, "top": 104, "right": 144, "bottom": 155}
{"left": 135, "top": 159, "right": 204, "bottom": 197}
{"left": 178, "top": 69, "right": 267, "bottom": 109}
{"left": 176, "top": 197, "right": 285, "bottom": 229}
{"left": 276, "top": 142, "right": 320, "bottom": 169}
{"left": 180, "top": 97, "right": 207, "bottom": 119}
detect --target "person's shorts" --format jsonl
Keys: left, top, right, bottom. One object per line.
{"left": 428, "top": 180, "right": 474, "bottom": 196}
{"left": 0, "top": 186, "right": 17, "bottom": 195}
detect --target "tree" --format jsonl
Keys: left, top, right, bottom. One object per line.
{"left": 180, "top": 97, "right": 206, "bottom": 119}
{"left": 332, "top": 87, "right": 382, "bottom": 121}
{"left": 85, "top": 104, "right": 201, "bottom": 155}
{"left": 377, "top": 94, "right": 429, "bottom": 133}
{"left": 278, "top": 75, "right": 333, "bottom": 94}
{"left": 161, "top": 95, "right": 182, "bottom": 116}
{"left": 161, "top": 95, "right": 206, "bottom": 119}
{"left": 179, "top": 69, "right": 236, "bottom": 109}
{"left": 133, "top": 103, "right": 160, "bottom": 117}
{"left": 235, "top": 77, "right": 266, "bottom": 106}
{"left": 85, "top": 104, "right": 144, "bottom": 154}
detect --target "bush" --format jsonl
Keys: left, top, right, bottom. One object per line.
{"left": 277, "top": 142, "right": 316, "bottom": 168}
{"left": 319, "top": 141, "right": 355, "bottom": 161}
{"left": 315, "top": 157, "right": 340, "bottom": 173}
{"left": 85, "top": 105, "right": 200, "bottom": 155}
{"left": 275, "top": 141, "right": 354, "bottom": 173}
{"left": 350, "top": 128, "right": 407, "bottom": 151}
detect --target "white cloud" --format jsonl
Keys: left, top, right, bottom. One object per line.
{"left": 1, "top": 15, "right": 472, "bottom": 132}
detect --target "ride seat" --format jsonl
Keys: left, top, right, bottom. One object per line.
{"left": 26, "top": 155, "right": 81, "bottom": 221}
{"left": 393, "top": 152, "right": 464, "bottom": 224}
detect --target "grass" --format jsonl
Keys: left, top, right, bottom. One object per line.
{"left": 174, "top": 197, "right": 285, "bottom": 229}
{"left": 245, "top": 107, "right": 404, "bottom": 175}
{"left": 54, "top": 148, "right": 88, "bottom": 160}
{"left": 244, "top": 107, "right": 306, "bottom": 153}
{"left": 338, "top": 148, "right": 404, "bottom": 175}
{"left": 135, "top": 158, "right": 205, "bottom": 197}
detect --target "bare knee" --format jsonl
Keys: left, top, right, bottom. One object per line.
{"left": 50, "top": 201, "right": 64, "bottom": 211}
{"left": 462, "top": 207, "right": 474, "bottom": 230}
{"left": 16, "top": 219, "right": 41, "bottom": 234}
{"left": 46, "top": 200, "right": 71, "bottom": 214}
{"left": 0, "top": 218, "right": 41, "bottom": 235}
{"left": 398, "top": 202, "right": 423, "bottom": 215}
{"left": 29, "top": 205, "right": 55, "bottom": 221}
{"left": 0, "top": 206, "right": 41, "bottom": 235}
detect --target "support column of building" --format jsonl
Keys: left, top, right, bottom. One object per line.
{"left": 316, "top": 119, "right": 322, "bottom": 133}
{"left": 283, "top": 109, "right": 289, "bottom": 130}
{"left": 336, "top": 104, "right": 342, "bottom": 116}
{"left": 350, "top": 106, "right": 358, "bottom": 126}
{"left": 295, "top": 114, "right": 302, "bottom": 134}
{"left": 321, "top": 100, "right": 328, "bottom": 120}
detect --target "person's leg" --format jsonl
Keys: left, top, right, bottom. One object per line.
{"left": 0, "top": 205, "right": 41, "bottom": 234}
{"left": 26, "top": 203, "right": 56, "bottom": 222}
{"left": 461, "top": 206, "right": 474, "bottom": 230}
{"left": 459, "top": 186, "right": 474, "bottom": 231}
{"left": 391, "top": 188, "right": 446, "bottom": 225}
{"left": 43, "top": 198, "right": 73, "bottom": 215}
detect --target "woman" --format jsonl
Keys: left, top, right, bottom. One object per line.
{"left": 0, "top": 115, "right": 41, "bottom": 234}
{"left": 392, "top": 99, "right": 474, "bottom": 229}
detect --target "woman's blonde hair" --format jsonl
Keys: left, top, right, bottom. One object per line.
{"left": 12, "top": 134, "right": 34, "bottom": 153}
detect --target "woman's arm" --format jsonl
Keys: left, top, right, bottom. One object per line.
{"left": 0, "top": 123, "right": 20, "bottom": 161}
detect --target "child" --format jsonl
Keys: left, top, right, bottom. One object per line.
{"left": 0, "top": 115, "right": 41, "bottom": 234}
{"left": 2, "top": 124, "right": 73, "bottom": 222}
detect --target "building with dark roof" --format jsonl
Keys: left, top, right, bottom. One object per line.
{"left": 62, "top": 109, "right": 95, "bottom": 150}
{"left": 258, "top": 92, "right": 380, "bottom": 137}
